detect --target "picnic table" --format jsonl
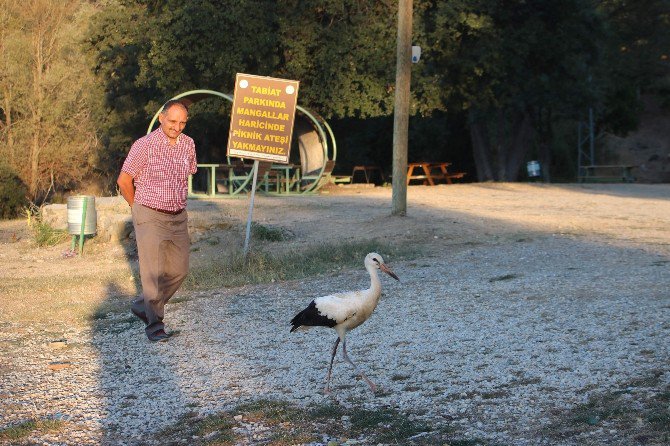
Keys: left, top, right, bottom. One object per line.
{"left": 260, "top": 163, "right": 301, "bottom": 194}
{"left": 188, "top": 162, "right": 254, "bottom": 197}
{"left": 407, "top": 162, "right": 466, "bottom": 185}
{"left": 578, "top": 164, "right": 637, "bottom": 183}
{"left": 351, "top": 165, "right": 385, "bottom": 184}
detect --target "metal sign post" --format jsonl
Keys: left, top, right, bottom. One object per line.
{"left": 243, "top": 160, "right": 259, "bottom": 256}
{"left": 227, "top": 73, "right": 300, "bottom": 256}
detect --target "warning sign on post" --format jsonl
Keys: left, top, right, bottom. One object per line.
{"left": 227, "top": 73, "right": 300, "bottom": 164}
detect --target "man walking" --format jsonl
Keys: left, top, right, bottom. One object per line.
{"left": 117, "top": 100, "right": 197, "bottom": 342}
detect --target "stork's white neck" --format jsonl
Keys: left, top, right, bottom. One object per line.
{"left": 366, "top": 265, "right": 383, "bottom": 300}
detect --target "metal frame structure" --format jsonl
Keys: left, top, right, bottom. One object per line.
{"left": 147, "top": 89, "right": 337, "bottom": 196}
{"left": 577, "top": 107, "right": 595, "bottom": 180}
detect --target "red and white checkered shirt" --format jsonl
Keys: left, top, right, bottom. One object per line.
{"left": 121, "top": 128, "right": 197, "bottom": 212}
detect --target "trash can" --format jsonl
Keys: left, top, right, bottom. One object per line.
{"left": 67, "top": 195, "right": 97, "bottom": 235}
{"left": 526, "top": 160, "right": 541, "bottom": 179}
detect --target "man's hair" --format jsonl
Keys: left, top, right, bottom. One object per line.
{"left": 161, "top": 100, "right": 188, "bottom": 115}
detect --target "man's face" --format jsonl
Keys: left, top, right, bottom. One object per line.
{"left": 158, "top": 105, "right": 188, "bottom": 142}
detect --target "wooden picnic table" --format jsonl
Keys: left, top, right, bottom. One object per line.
{"left": 406, "top": 162, "right": 467, "bottom": 185}
{"left": 351, "top": 165, "right": 385, "bottom": 184}
{"left": 578, "top": 164, "right": 638, "bottom": 183}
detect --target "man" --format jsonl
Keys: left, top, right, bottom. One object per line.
{"left": 117, "top": 100, "right": 197, "bottom": 342}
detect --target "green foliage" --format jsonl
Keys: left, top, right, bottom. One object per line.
{"left": 420, "top": 0, "right": 605, "bottom": 180}
{"left": 61, "top": 0, "right": 670, "bottom": 183}
{"left": 251, "top": 222, "right": 292, "bottom": 242}
{"left": 85, "top": 2, "right": 159, "bottom": 172}
{"left": 0, "top": 419, "right": 64, "bottom": 442}
{"left": 0, "top": 0, "right": 100, "bottom": 199}
{"left": 0, "top": 163, "right": 28, "bottom": 219}
{"left": 594, "top": 0, "right": 670, "bottom": 135}
{"left": 276, "top": 1, "right": 398, "bottom": 119}
{"left": 30, "top": 219, "right": 69, "bottom": 247}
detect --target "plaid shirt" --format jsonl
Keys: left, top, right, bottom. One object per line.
{"left": 122, "top": 128, "right": 197, "bottom": 212}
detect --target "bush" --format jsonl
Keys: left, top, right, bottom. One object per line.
{"left": 31, "top": 220, "right": 69, "bottom": 247}
{"left": 0, "top": 163, "right": 28, "bottom": 219}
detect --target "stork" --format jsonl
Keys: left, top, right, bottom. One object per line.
{"left": 290, "top": 252, "right": 400, "bottom": 394}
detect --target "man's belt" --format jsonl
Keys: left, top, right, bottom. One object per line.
{"left": 144, "top": 205, "right": 184, "bottom": 215}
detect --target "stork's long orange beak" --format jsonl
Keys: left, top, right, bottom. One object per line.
{"left": 380, "top": 263, "right": 400, "bottom": 281}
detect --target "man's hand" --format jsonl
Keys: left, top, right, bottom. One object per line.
{"left": 117, "top": 172, "right": 135, "bottom": 207}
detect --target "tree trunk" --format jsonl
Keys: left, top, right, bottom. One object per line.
{"left": 391, "top": 0, "right": 412, "bottom": 216}
{"left": 469, "top": 110, "right": 494, "bottom": 181}
{"left": 3, "top": 91, "right": 15, "bottom": 167}
{"left": 495, "top": 109, "right": 507, "bottom": 180}
{"left": 29, "top": 13, "right": 45, "bottom": 199}
{"left": 504, "top": 111, "right": 533, "bottom": 181}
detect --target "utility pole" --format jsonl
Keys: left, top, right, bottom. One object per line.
{"left": 391, "top": 0, "right": 412, "bottom": 216}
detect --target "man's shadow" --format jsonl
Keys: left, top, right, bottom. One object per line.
{"left": 92, "top": 226, "right": 187, "bottom": 444}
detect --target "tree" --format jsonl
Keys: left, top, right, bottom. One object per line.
{"left": 86, "top": 0, "right": 280, "bottom": 167}
{"left": 420, "top": 0, "right": 601, "bottom": 181}
{"left": 596, "top": 0, "right": 670, "bottom": 134}
{"left": 83, "top": 0, "right": 669, "bottom": 184}
{"left": 275, "top": 0, "right": 398, "bottom": 119}
{"left": 0, "top": 0, "right": 99, "bottom": 200}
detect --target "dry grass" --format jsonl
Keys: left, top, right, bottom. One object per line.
{"left": 157, "top": 399, "right": 451, "bottom": 445}
{"left": 183, "top": 240, "right": 414, "bottom": 291}
{"left": 547, "top": 370, "right": 670, "bottom": 444}
{"left": 0, "top": 418, "right": 67, "bottom": 443}
{"left": 0, "top": 269, "right": 135, "bottom": 325}
{"left": 0, "top": 238, "right": 414, "bottom": 328}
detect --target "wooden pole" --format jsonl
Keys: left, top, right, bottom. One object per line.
{"left": 391, "top": 0, "right": 412, "bottom": 216}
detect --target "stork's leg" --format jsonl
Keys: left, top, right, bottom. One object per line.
{"left": 324, "top": 337, "right": 340, "bottom": 394}
{"left": 341, "top": 338, "right": 377, "bottom": 393}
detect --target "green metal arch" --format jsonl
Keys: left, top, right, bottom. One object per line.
{"left": 147, "top": 89, "right": 335, "bottom": 194}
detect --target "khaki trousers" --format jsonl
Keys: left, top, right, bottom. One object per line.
{"left": 131, "top": 203, "right": 190, "bottom": 335}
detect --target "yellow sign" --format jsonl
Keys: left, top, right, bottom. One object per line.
{"left": 227, "top": 73, "right": 300, "bottom": 164}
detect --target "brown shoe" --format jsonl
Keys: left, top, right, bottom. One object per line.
{"left": 147, "top": 329, "right": 170, "bottom": 342}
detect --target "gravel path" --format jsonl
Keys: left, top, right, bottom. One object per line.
{"left": 1, "top": 184, "right": 669, "bottom": 445}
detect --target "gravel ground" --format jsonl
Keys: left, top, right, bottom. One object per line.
{"left": 1, "top": 183, "right": 669, "bottom": 445}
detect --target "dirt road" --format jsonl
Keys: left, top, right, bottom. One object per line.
{"left": 0, "top": 183, "right": 669, "bottom": 445}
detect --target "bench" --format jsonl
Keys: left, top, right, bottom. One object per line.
{"left": 351, "top": 165, "right": 385, "bottom": 184}
{"left": 257, "top": 162, "right": 301, "bottom": 194}
{"left": 407, "top": 162, "right": 467, "bottom": 185}
{"left": 300, "top": 160, "right": 350, "bottom": 191}
{"left": 578, "top": 165, "right": 637, "bottom": 183}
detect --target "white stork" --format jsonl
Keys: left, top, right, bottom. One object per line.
{"left": 290, "top": 252, "right": 400, "bottom": 393}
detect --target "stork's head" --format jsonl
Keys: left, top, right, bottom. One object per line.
{"left": 365, "top": 252, "right": 400, "bottom": 281}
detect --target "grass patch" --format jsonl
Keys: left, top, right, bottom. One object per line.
{"left": 391, "top": 374, "right": 410, "bottom": 381}
{"left": 488, "top": 273, "right": 519, "bottom": 282}
{"left": 30, "top": 219, "right": 69, "bottom": 247}
{"left": 236, "top": 399, "right": 305, "bottom": 424}
{"left": 0, "top": 418, "right": 65, "bottom": 442}
{"left": 170, "top": 296, "right": 192, "bottom": 305}
{"left": 157, "top": 399, "right": 457, "bottom": 445}
{"left": 183, "top": 240, "right": 415, "bottom": 291}
{"left": 195, "top": 414, "right": 236, "bottom": 443}
{"left": 547, "top": 371, "right": 670, "bottom": 444}
{"left": 348, "top": 406, "right": 431, "bottom": 442}
{"left": 251, "top": 222, "right": 293, "bottom": 242}
{"left": 480, "top": 389, "right": 510, "bottom": 400}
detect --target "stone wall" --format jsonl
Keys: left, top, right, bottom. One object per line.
{"left": 41, "top": 196, "right": 239, "bottom": 246}
{"left": 41, "top": 196, "right": 134, "bottom": 244}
